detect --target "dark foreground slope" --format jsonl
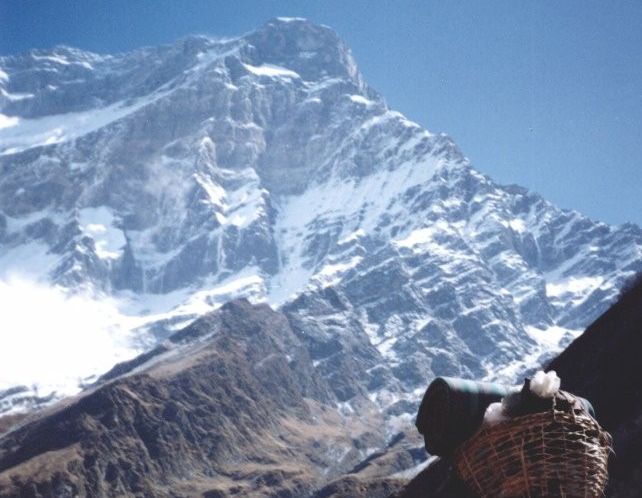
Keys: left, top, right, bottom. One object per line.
{"left": 390, "top": 275, "right": 642, "bottom": 498}
{"left": 548, "top": 276, "right": 642, "bottom": 498}
{"left": 0, "top": 300, "right": 400, "bottom": 498}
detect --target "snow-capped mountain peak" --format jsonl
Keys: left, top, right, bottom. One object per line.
{"left": 245, "top": 17, "right": 364, "bottom": 84}
{"left": 0, "top": 20, "right": 641, "bottom": 416}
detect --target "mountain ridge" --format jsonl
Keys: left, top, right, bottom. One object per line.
{"left": 0, "top": 300, "right": 417, "bottom": 498}
{"left": 0, "top": 18, "right": 640, "bottom": 428}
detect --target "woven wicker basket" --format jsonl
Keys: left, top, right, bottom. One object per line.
{"left": 454, "top": 393, "right": 612, "bottom": 498}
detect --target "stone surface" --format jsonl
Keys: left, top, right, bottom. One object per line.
{"left": 0, "top": 300, "right": 390, "bottom": 497}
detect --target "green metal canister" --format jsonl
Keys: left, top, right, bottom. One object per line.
{"left": 415, "top": 377, "right": 513, "bottom": 456}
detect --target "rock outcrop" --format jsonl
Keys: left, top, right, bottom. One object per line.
{"left": 0, "top": 300, "right": 398, "bottom": 497}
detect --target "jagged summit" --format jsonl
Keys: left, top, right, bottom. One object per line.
{"left": 0, "top": 18, "right": 371, "bottom": 120}
{"left": 243, "top": 17, "right": 364, "bottom": 84}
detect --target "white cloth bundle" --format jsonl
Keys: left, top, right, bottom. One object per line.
{"left": 483, "top": 371, "right": 561, "bottom": 426}
{"left": 529, "top": 370, "right": 561, "bottom": 399}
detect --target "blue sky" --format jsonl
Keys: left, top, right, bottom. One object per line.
{"left": 2, "top": 0, "right": 641, "bottom": 226}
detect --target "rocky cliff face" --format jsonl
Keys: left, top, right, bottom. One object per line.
{"left": 1, "top": 18, "right": 640, "bottom": 417}
{"left": 0, "top": 300, "right": 427, "bottom": 497}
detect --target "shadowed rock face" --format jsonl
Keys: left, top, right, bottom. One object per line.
{"left": 548, "top": 275, "right": 642, "bottom": 498}
{"left": 312, "top": 475, "right": 403, "bottom": 498}
{"left": 387, "top": 459, "right": 473, "bottom": 498}
{"left": 0, "top": 300, "right": 395, "bottom": 498}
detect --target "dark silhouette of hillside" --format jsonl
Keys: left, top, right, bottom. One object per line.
{"left": 548, "top": 273, "right": 642, "bottom": 497}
